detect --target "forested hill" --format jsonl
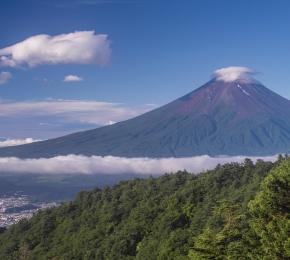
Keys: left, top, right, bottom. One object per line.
{"left": 0, "top": 157, "right": 289, "bottom": 259}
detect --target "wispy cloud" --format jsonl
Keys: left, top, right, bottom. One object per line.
{"left": 64, "top": 75, "right": 83, "bottom": 82}
{"left": 0, "top": 31, "right": 111, "bottom": 68}
{"left": 0, "top": 99, "right": 156, "bottom": 139}
{"left": 0, "top": 99, "right": 152, "bottom": 125}
{"left": 0, "top": 138, "right": 40, "bottom": 147}
{"left": 0, "top": 71, "right": 12, "bottom": 85}
{"left": 0, "top": 155, "right": 277, "bottom": 175}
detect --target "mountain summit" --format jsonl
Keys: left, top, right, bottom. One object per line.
{"left": 1, "top": 66, "right": 290, "bottom": 158}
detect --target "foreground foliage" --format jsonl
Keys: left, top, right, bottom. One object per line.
{"left": 0, "top": 157, "right": 289, "bottom": 259}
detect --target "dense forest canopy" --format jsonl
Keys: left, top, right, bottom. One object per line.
{"left": 0, "top": 156, "right": 289, "bottom": 259}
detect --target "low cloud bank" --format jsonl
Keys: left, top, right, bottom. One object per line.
{"left": 0, "top": 138, "right": 40, "bottom": 147}
{"left": 0, "top": 154, "right": 278, "bottom": 175}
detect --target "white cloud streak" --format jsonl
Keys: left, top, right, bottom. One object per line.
{"left": 0, "top": 99, "right": 153, "bottom": 126}
{"left": 213, "top": 66, "right": 256, "bottom": 82}
{"left": 0, "top": 71, "right": 12, "bottom": 85}
{"left": 64, "top": 75, "right": 83, "bottom": 82}
{"left": 0, "top": 31, "right": 111, "bottom": 68}
{"left": 0, "top": 155, "right": 278, "bottom": 175}
{"left": 0, "top": 138, "right": 40, "bottom": 147}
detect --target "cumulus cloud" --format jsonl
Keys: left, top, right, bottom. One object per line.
{"left": 0, "top": 155, "right": 277, "bottom": 175}
{"left": 64, "top": 75, "right": 83, "bottom": 82}
{"left": 0, "top": 71, "right": 12, "bottom": 85}
{"left": 0, "top": 31, "right": 111, "bottom": 68}
{"left": 0, "top": 138, "right": 40, "bottom": 147}
{"left": 213, "top": 66, "right": 256, "bottom": 82}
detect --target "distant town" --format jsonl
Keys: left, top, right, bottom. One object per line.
{"left": 0, "top": 193, "right": 58, "bottom": 227}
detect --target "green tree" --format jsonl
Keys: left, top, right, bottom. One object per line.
{"left": 248, "top": 160, "right": 290, "bottom": 259}
{"left": 189, "top": 201, "right": 249, "bottom": 260}
{"left": 0, "top": 160, "right": 276, "bottom": 259}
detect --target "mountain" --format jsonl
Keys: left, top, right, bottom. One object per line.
{"left": 1, "top": 66, "right": 290, "bottom": 158}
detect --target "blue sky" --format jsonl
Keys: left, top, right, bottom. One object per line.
{"left": 1, "top": 0, "right": 290, "bottom": 140}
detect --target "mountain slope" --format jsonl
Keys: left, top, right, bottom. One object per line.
{"left": 1, "top": 69, "right": 290, "bottom": 158}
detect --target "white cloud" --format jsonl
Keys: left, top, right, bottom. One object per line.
{"left": 107, "top": 120, "right": 116, "bottom": 125}
{"left": 0, "top": 155, "right": 277, "bottom": 175}
{"left": 0, "top": 99, "right": 154, "bottom": 126}
{"left": 0, "top": 31, "right": 111, "bottom": 68}
{"left": 0, "top": 71, "right": 12, "bottom": 85}
{"left": 64, "top": 75, "right": 83, "bottom": 82}
{"left": 0, "top": 138, "right": 40, "bottom": 147}
{"left": 213, "top": 66, "right": 256, "bottom": 82}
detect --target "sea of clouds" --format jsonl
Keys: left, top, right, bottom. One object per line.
{"left": 0, "top": 154, "right": 278, "bottom": 175}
